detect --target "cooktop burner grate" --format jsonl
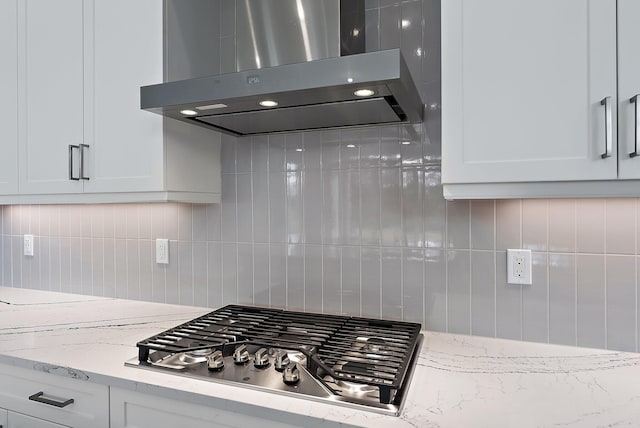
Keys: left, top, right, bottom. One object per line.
{"left": 135, "top": 305, "right": 421, "bottom": 406}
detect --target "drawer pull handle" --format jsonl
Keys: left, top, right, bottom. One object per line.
{"left": 28, "top": 391, "right": 74, "bottom": 408}
{"left": 68, "top": 145, "right": 80, "bottom": 181}
{"left": 631, "top": 95, "right": 640, "bottom": 158}
{"left": 600, "top": 96, "right": 613, "bottom": 159}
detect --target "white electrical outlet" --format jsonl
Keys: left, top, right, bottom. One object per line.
{"left": 507, "top": 249, "right": 532, "bottom": 285}
{"left": 24, "top": 234, "right": 34, "bottom": 257}
{"left": 156, "top": 239, "right": 169, "bottom": 264}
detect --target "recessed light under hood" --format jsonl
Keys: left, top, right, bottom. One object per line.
{"left": 141, "top": 1, "right": 423, "bottom": 136}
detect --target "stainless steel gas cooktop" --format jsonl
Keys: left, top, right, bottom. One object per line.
{"left": 125, "top": 305, "right": 423, "bottom": 416}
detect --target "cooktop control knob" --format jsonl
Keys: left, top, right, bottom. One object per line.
{"left": 282, "top": 362, "right": 300, "bottom": 385}
{"left": 233, "top": 344, "right": 249, "bottom": 365}
{"left": 253, "top": 347, "right": 269, "bottom": 368}
{"left": 274, "top": 350, "right": 290, "bottom": 372}
{"left": 207, "top": 350, "right": 224, "bottom": 371}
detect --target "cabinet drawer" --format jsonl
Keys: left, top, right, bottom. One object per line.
{"left": 0, "top": 364, "right": 108, "bottom": 428}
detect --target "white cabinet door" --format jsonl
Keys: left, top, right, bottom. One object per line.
{"left": 7, "top": 412, "right": 65, "bottom": 428}
{"left": 17, "top": 0, "right": 84, "bottom": 194}
{"left": 83, "top": 0, "right": 164, "bottom": 193}
{"left": 0, "top": 0, "right": 19, "bottom": 195}
{"left": 618, "top": 0, "right": 640, "bottom": 179}
{"left": 442, "top": 0, "right": 618, "bottom": 184}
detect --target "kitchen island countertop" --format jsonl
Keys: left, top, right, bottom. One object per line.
{"left": 0, "top": 286, "right": 639, "bottom": 427}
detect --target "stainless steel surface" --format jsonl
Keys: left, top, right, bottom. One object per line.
{"left": 283, "top": 362, "right": 301, "bottom": 385}
{"left": 233, "top": 344, "right": 250, "bottom": 364}
{"left": 79, "top": 144, "right": 89, "bottom": 180}
{"left": 196, "top": 97, "right": 401, "bottom": 135}
{"left": 126, "top": 334, "right": 424, "bottom": 416}
{"left": 68, "top": 145, "right": 79, "bottom": 181}
{"left": 207, "top": 350, "right": 225, "bottom": 371}
{"left": 236, "top": 0, "right": 340, "bottom": 72}
{"left": 141, "top": 49, "right": 424, "bottom": 136}
{"left": 274, "top": 350, "right": 290, "bottom": 372}
{"left": 601, "top": 96, "right": 613, "bottom": 159}
{"left": 631, "top": 95, "right": 639, "bottom": 158}
{"left": 253, "top": 348, "right": 269, "bottom": 368}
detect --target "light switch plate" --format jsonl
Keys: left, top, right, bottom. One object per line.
{"left": 156, "top": 239, "right": 169, "bottom": 264}
{"left": 24, "top": 234, "right": 34, "bottom": 257}
{"left": 507, "top": 249, "right": 532, "bottom": 285}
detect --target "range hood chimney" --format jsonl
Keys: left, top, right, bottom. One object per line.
{"left": 141, "top": 0, "right": 424, "bottom": 136}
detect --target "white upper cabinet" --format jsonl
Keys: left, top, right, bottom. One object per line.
{"left": 441, "top": 0, "right": 640, "bottom": 199}
{"left": 18, "top": 0, "right": 85, "bottom": 194}
{"left": 617, "top": 0, "right": 640, "bottom": 179}
{"left": 0, "top": 0, "right": 221, "bottom": 204}
{"left": 0, "top": 0, "right": 18, "bottom": 195}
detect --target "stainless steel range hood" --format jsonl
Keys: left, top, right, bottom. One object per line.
{"left": 141, "top": 1, "right": 423, "bottom": 136}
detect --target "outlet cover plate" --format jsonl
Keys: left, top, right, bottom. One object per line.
{"left": 24, "top": 234, "right": 34, "bottom": 257}
{"left": 507, "top": 249, "right": 532, "bottom": 285}
{"left": 156, "top": 239, "right": 169, "bottom": 264}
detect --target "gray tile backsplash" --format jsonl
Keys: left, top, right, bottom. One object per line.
{"left": 1, "top": 0, "right": 640, "bottom": 354}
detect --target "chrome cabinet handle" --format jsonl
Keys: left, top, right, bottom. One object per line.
{"left": 630, "top": 95, "right": 640, "bottom": 158}
{"left": 28, "top": 391, "right": 74, "bottom": 408}
{"left": 600, "top": 96, "right": 613, "bottom": 159}
{"left": 68, "top": 145, "right": 80, "bottom": 180}
{"left": 79, "top": 143, "right": 90, "bottom": 180}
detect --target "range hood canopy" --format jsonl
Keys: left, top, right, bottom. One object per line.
{"left": 142, "top": 1, "right": 423, "bottom": 136}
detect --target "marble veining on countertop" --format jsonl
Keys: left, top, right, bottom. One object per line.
{"left": 1, "top": 287, "right": 639, "bottom": 427}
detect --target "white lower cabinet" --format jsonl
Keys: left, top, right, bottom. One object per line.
{"left": 110, "top": 387, "right": 296, "bottom": 428}
{"left": 0, "top": 364, "right": 108, "bottom": 428}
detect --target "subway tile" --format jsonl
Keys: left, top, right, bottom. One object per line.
{"left": 522, "top": 252, "right": 548, "bottom": 343}
{"left": 424, "top": 167, "right": 445, "bottom": 248}
{"left": 285, "top": 134, "right": 304, "bottom": 171}
{"left": 286, "top": 172, "right": 304, "bottom": 244}
{"left": 340, "top": 128, "right": 360, "bottom": 170}
{"left": 303, "top": 170, "right": 323, "bottom": 245}
{"left": 340, "top": 170, "right": 361, "bottom": 245}
{"left": 81, "top": 238, "right": 92, "bottom": 296}
{"left": 268, "top": 135, "right": 286, "bottom": 172}
{"left": 382, "top": 247, "right": 402, "bottom": 320}
{"left": 359, "top": 128, "right": 380, "bottom": 168}
{"left": 206, "top": 242, "right": 222, "bottom": 309}
{"left": 302, "top": 132, "right": 322, "bottom": 170}
{"left": 471, "top": 251, "right": 495, "bottom": 338}
{"left": 114, "top": 239, "right": 127, "bottom": 299}
{"left": 92, "top": 238, "right": 104, "bottom": 297}
{"left": 206, "top": 202, "right": 221, "bottom": 241}
{"left": 380, "top": 168, "right": 402, "bottom": 246}
{"left": 165, "top": 240, "right": 179, "bottom": 304}
{"left": 403, "top": 248, "right": 424, "bottom": 324}
{"left": 237, "top": 243, "right": 253, "bottom": 305}
{"left": 270, "top": 244, "right": 287, "bottom": 309}
{"left": 192, "top": 205, "right": 207, "bottom": 242}
{"left": 252, "top": 171, "right": 269, "bottom": 243}
{"left": 222, "top": 243, "right": 237, "bottom": 305}
{"left": 31, "top": 205, "right": 41, "bottom": 237}
{"left": 380, "top": 3, "right": 401, "bottom": 50}
{"left": 126, "top": 205, "right": 140, "bottom": 239}
{"left": 178, "top": 241, "right": 193, "bottom": 305}
{"left": 607, "top": 256, "right": 636, "bottom": 351}
{"left": 606, "top": 199, "right": 636, "bottom": 254}
{"left": 321, "top": 130, "right": 340, "bottom": 170}
{"left": 446, "top": 199, "right": 470, "bottom": 249}
{"left": 221, "top": 134, "right": 236, "bottom": 174}
{"left": 139, "top": 240, "right": 153, "bottom": 302}
{"left": 576, "top": 254, "right": 605, "bottom": 349}
{"left": 287, "top": 244, "right": 305, "bottom": 311}
{"left": 422, "top": 0, "right": 442, "bottom": 83}
{"left": 496, "top": 251, "right": 521, "bottom": 340}
{"left": 236, "top": 138, "right": 252, "bottom": 173}
{"left": 103, "top": 205, "right": 115, "bottom": 239}
{"left": 69, "top": 206, "right": 82, "bottom": 238}
{"left": 548, "top": 199, "right": 575, "bottom": 252}
{"left": 50, "top": 206, "right": 61, "bottom": 238}
{"left": 342, "top": 246, "right": 361, "bottom": 316}
{"left": 401, "top": 0, "right": 423, "bottom": 97}
{"left": 576, "top": 199, "right": 605, "bottom": 254}
{"left": 237, "top": 173, "right": 253, "bottom": 243}
{"left": 360, "top": 168, "right": 381, "bottom": 246}
{"left": 150, "top": 204, "right": 164, "bottom": 240}
{"left": 549, "top": 253, "right": 576, "bottom": 346}
{"left": 165, "top": 204, "right": 180, "bottom": 241}
{"left": 470, "top": 200, "right": 495, "bottom": 250}
{"left": 221, "top": 174, "right": 237, "bottom": 242}
{"left": 496, "top": 200, "right": 521, "bottom": 250}
{"left": 251, "top": 136, "right": 269, "bottom": 172}
{"left": 400, "top": 125, "right": 423, "bottom": 167}
{"left": 113, "top": 204, "right": 128, "bottom": 239}
{"left": 425, "top": 248, "right": 446, "bottom": 331}
{"left": 322, "top": 170, "right": 340, "bottom": 245}
{"left": 269, "top": 172, "right": 287, "bottom": 243}
{"left": 304, "top": 245, "right": 323, "bottom": 313}
{"left": 126, "top": 240, "right": 140, "bottom": 301}
{"left": 49, "top": 237, "right": 61, "bottom": 292}
{"left": 380, "top": 126, "right": 401, "bottom": 167}
{"left": 365, "top": 8, "right": 379, "bottom": 52}
{"left": 178, "top": 204, "right": 192, "bottom": 241}
{"left": 253, "top": 243, "right": 270, "bottom": 307}
{"left": 522, "top": 200, "right": 548, "bottom": 251}
{"left": 447, "top": 250, "right": 470, "bottom": 334}
{"left": 103, "top": 239, "right": 115, "bottom": 298}
{"left": 59, "top": 237, "right": 70, "bottom": 293}
{"left": 361, "top": 247, "right": 381, "bottom": 318}
{"left": 140, "top": 205, "right": 152, "bottom": 239}
{"left": 402, "top": 168, "right": 424, "bottom": 247}
{"left": 39, "top": 236, "right": 50, "bottom": 291}
{"left": 323, "top": 246, "right": 341, "bottom": 315}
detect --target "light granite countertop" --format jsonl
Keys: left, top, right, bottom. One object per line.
{"left": 1, "top": 287, "right": 639, "bottom": 427}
